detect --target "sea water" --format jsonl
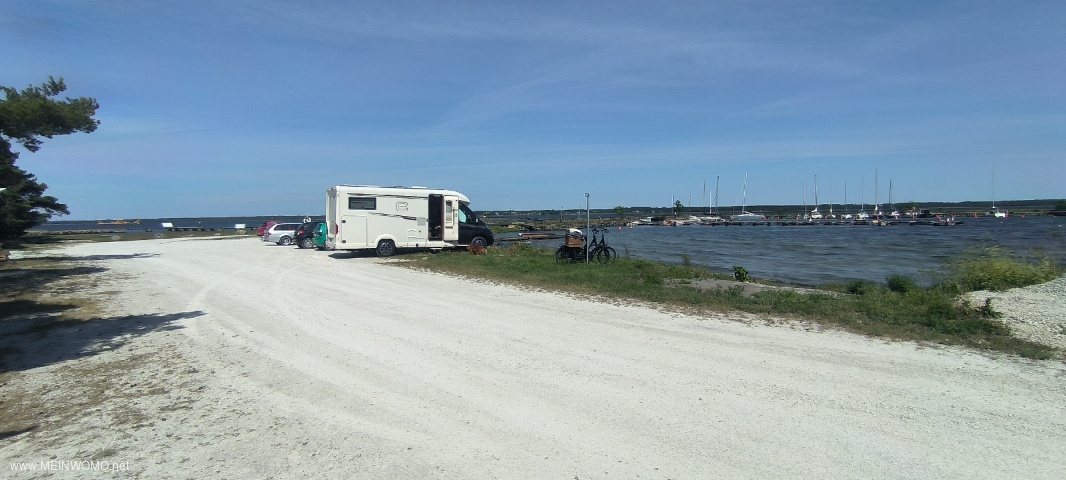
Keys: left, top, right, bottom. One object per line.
{"left": 520, "top": 216, "right": 1066, "bottom": 286}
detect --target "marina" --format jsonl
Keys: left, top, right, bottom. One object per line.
{"left": 636, "top": 217, "right": 967, "bottom": 227}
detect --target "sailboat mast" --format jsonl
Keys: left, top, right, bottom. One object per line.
{"left": 844, "top": 180, "right": 849, "bottom": 213}
{"left": 714, "top": 175, "right": 720, "bottom": 215}
{"left": 889, "top": 179, "right": 894, "bottom": 210}
{"left": 814, "top": 175, "right": 819, "bottom": 212}
{"left": 742, "top": 172, "right": 748, "bottom": 212}
{"left": 829, "top": 178, "right": 834, "bottom": 216}
{"left": 874, "top": 169, "right": 880, "bottom": 214}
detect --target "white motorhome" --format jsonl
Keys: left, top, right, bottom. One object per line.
{"left": 325, "top": 185, "right": 495, "bottom": 257}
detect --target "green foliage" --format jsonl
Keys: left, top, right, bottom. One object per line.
{"left": 845, "top": 279, "right": 877, "bottom": 295}
{"left": 732, "top": 265, "right": 750, "bottom": 282}
{"left": 1, "top": 76, "right": 100, "bottom": 241}
{"left": 886, "top": 274, "right": 919, "bottom": 294}
{"left": 504, "top": 241, "right": 541, "bottom": 256}
{"left": 935, "top": 245, "right": 1060, "bottom": 292}
{"left": 489, "top": 225, "right": 525, "bottom": 234}
{"left": 976, "top": 298, "right": 1000, "bottom": 319}
{"left": 724, "top": 284, "right": 746, "bottom": 298}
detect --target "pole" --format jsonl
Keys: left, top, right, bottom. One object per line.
{"left": 585, "top": 193, "right": 590, "bottom": 264}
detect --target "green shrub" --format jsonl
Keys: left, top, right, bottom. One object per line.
{"left": 732, "top": 265, "right": 750, "bottom": 282}
{"left": 939, "top": 246, "right": 1060, "bottom": 292}
{"left": 845, "top": 279, "right": 879, "bottom": 296}
{"left": 886, "top": 274, "right": 919, "bottom": 294}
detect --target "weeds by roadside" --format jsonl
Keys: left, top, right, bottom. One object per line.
{"left": 402, "top": 243, "right": 1062, "bottom": 360}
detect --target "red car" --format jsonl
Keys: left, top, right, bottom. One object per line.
{"left": 256, "top": 221, "right": 277, "bottom": 237}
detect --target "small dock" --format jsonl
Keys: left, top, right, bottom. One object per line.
{"left": 497, "top": 232, "right": 565, "bottom": 243}
{"left": 158, "top": 222, "right": 250, "bottom": 233}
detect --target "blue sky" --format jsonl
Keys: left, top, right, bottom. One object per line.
{"left": 4, "top": 0, "right": 1064, "bottom": 219}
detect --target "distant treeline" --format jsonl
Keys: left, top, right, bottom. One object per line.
{"left": 483, "top": 198, "right": 1066, "bottom": 221}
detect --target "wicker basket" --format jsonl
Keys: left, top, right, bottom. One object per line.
{"left": 565, "top": 236, "right": 585, "bottom": 248}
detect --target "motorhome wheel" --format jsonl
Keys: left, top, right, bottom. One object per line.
{"left": 376, "top": 240, "right": 396, "bottom": 257}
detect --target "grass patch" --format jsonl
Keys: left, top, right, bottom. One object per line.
{"left": 401, "top": 243, "right": 1062, "bottom": 360}
{"left": 1, "top": 255, "right": 108, "bottom": 322}
{"left": 933, "top": 245, "right": 1060, "bottom": 293}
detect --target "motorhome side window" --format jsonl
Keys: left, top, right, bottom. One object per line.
{"left": 348, "top": 197, "right": 376, "bottom": 210}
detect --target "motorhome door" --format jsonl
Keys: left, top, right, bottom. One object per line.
{"left": 442, "top": 195, "right": 460, "bottom": 241}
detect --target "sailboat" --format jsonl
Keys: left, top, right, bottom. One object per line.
{"left": 827, "top": 178, "right": 835, "bottom": 219}
{"left": 888, "top": 179, "right": 901, "bottom": 218}
{"left": 854, "top": 177, "right": 870, "bottom": 221}
{"left": 698, "top": 176, "right": 726, "bottom": 224}
{"left": 841, "top": 180, "right": 852, "bottom": 220}
{"left": 732, "top": 172, "right": 765, "bottom": 223}
{"left": 809, "top": 175, "right": 823, "bottom": 220}
{"left": 986, "top": 164, "right": 1007, "bottom": 218}
{"left": 870, "top": 169, "right": 884, "bottom": 218}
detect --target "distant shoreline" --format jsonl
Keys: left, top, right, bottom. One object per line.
{"left": 47, "top": 197, "right": 1064, "bottom": 224}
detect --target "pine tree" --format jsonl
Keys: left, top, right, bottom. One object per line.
{"left": 0, "top": 77, "right": 99, "bottom": 241}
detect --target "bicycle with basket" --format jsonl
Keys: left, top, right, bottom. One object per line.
{"left": 555, "top": 225, "right": 617, "bottom": 264}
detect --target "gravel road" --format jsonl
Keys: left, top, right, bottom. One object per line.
{"left": 2, "top": 236, "right": 1064, "bottom": 479}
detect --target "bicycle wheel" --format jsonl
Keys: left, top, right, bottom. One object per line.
{"left": 555, "top": 246, "right": 568, "bottom": 264}
{"left": 596, "top": 246, "right": 617, "bottom": 264}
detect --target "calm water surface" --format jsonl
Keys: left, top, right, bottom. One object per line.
{"left": 523, "top": 216, "right": 1066, "bottom": 286}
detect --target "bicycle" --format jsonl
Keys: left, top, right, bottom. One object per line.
{"left": 588, "top": 226, "right": 617, "bottom": 264}
{"left": 555, "top": 226, "right": 616, "bottom": 264}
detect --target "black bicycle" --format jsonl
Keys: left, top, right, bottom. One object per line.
{"left": 588, "top": 226, "right": 617, "bottom": 264}
{"left": 555, "top": 226, "right": 616, "bottom": 264}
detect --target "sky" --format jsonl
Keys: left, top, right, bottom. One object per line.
{"left": 3, "top": 0, "right": 1064, "bottom": 219}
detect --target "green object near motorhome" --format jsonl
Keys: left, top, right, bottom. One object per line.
{"left": 313, "top": 222, "right": 330, "bottom": 250}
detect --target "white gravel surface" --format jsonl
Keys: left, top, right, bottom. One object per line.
{"left": 2, "top": 236, "right": 1064, "bottom": 479}
{"left": 967, "top": 275, "right": 1066, "bottom": 350}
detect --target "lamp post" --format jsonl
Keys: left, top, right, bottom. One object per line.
{"left": 585, "top": 193, "right": 590, "bottom": 263}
